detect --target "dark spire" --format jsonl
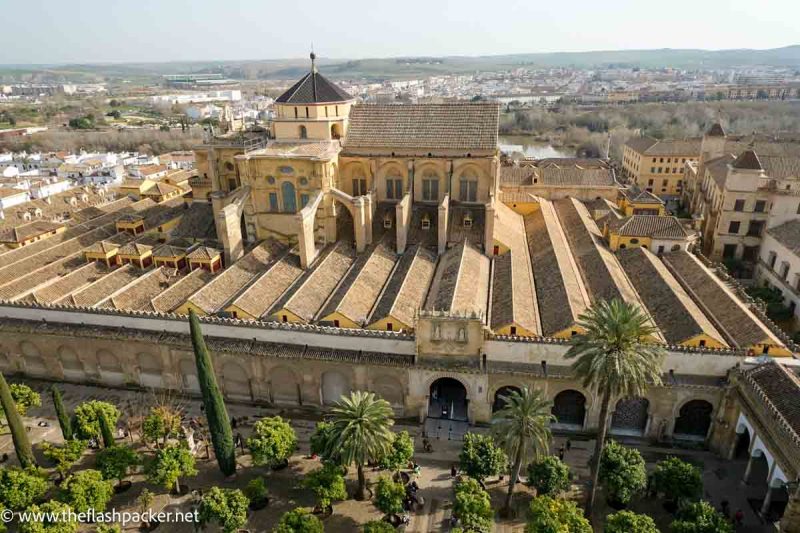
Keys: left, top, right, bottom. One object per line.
{"left": 732, "top": 150, "right": 763, "bottom": 171}
{"left": 707, "top": 122, "right": 726, "bottom": 137}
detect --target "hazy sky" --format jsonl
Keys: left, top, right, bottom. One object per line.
{"left": 1, "top": 0, "right": 798, "bottom": 64}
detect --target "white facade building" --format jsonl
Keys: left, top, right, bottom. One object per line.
{"left": 756, "top": 219, "right": 800, "bottom": 320}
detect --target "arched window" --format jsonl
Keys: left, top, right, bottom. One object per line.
{"left": 422, "top": 171, "right": 439, "bottom": 202}
{"left": 331, "top": 124, "right": 342, "bottom": 139}
{"left": 386, "top": 175, "right": 403, "bottom": 200}
{"left": 459, "top": 171, "right": 479, "bottom": 202}
{"left": 281, "top": 181, "right": 297, "bottom": 212}
{"left": 299, "top": 125, "right": 307, "bottom": 139}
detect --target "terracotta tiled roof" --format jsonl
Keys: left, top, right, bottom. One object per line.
{"left": 625, "top": 136, "right": 701, "bottom": 156}
{"left": 24, "top": 261, "right": 111, "bottom": 304}
{"left": 369, "top": 244, "right": 437, "bottom": 329}
{"left": 759, "top": 156, "right": 800, "bottom": 179}
{"left": 172, "top": 203, "right": 216, "bottom": 241}
{"left": 186, "top": 246, "right": 221, "bottom": 261}
{"left": 228, "top": 251, "right": 304, "bottom": 319}
{"left": 490, "top": 202, "right": 539, "bottom": 335}
{"left": 320, "top": 239, "right": 397, "bottom": 326}
{"left": 524, "top": 199, "right": 590, "bottom": 336}
{"left": 0, "top": 220, "right": 63, "bottom": 244}
{"left": 152, "top": 244, "right": 187, "bottom": 259}
{"left": 766, "top": 219, "right": 800, "bottom": 255}
{"left": 343, "top": 103, "right": 499, "bottom": 152}
{"left": 424, "top": 240, "right": 490, "bottom": 317}
{"left": 553, "top": 198, "right": 646, "bottom": 309}
{"left": 608, "top": 215, "right": 688, "bottom": 239}
{"left": 85, "top": 240, "right": 121, "bottom": 254}
{"left": 744, "top": 361, "right": 800, "bottom": 438}
{"left": 58, "top": 264, "right": 144, "bottom": 307}
{"left": 245, "top": 141, "right": 341, "bottom": 160}
{"left": 706, "top": 154, "right": 736, "bottom": 188}
{"left": 620, "top": 186, "right": 664, "bottom": 205}
{"left": 118, "top": 242, "right": 153, "bottom": 256}
{"left": 186, "top": 240, "right": 286, "bottom": 314}
{"left": 448, "top": 206, "right": 484, "bottom": 247}
{"left": 536, "top": 166, "right": 616, "bottom": 187}
{"left": 499, "top": 163, "right": 616, "bottom": 188}
{"left": 662, "top": 251, "right": 783, "bottom": 349}
{"left": 276, "top": 241, "right": 356, "bottom": 322}
{"left": 3, "top": 256, "right": 91, "bottom": 301}
{"left": 99, "top": 267, "right": 181, "bottom": 311}
{"left": 149, "top": 268, "right": 214, "bottom": 313}
{"left": 618, "top": 248, "right": 725, "bottom": 345}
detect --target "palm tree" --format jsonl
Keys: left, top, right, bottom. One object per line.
{"left": 324, "top": 391, "right": 395, "bottom": 500}
{"left": 492, "top": 386, "right": 554, "bottom": 517}
{"left": 565, "top": 298, "right": 665, "bottom": 518}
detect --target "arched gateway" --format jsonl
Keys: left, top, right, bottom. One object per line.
{"left": 552, "top": 390, "right": 587, "bottom": 430}
{"left": 428, "top": 378, "right": 468, "bottom": 421}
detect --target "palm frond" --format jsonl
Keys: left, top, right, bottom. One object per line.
{"left": 565, "top": 299, "right": 665, "bottom": 399}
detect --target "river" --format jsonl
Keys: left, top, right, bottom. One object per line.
{"left": 498, "top": 135, "right": 574, "bottom": 159}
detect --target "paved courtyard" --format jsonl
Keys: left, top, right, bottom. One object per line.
{"left": 0, "top": 379, "right": 783, "bottom": 532}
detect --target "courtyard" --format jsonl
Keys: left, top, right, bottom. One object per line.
{"left": 0, "top": 378, "right": 785, "bottom": 532}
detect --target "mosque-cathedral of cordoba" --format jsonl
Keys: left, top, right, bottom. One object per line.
{"left": 0, "top": 54, "right": 799, "bottom": 528}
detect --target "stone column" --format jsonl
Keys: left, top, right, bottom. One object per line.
{"left": 395, "top": 193, "right": 411, "bottom": 255}
{"left": 296, "top": 208, "right": 317, "bottom": 269}
{"left": 760, "top": 461, "right": 778, "bottom": 516}
{"left": 364, "top": 193, "right": 374, "bottom": 246}
{"left": 353, "top": 197, "right": 367, "bottom": 253}
{"left": 727, "top": 431, "right": 742, "bottom": 461}
{"left": 437, "top": 194, "right": 449, "bottom": 255}
{"left": 742, "top": 452, "right": 756, "bottom": 485}
{"left": 761, "top": 485, "right": 775, "bottom": 517}
{"left": 483, "top": 197, "right": 495, "bottom": 257}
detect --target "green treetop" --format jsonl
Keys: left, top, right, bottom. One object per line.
{"left": 73, "top": 401, "right": 120, "bottom": 441}
{"left": 96, "top": 445, "right": 140, "bottom": 487}
{"left": 373, "top": 476, "right": 405, "bottom": 519}
{"left": 526, "top": 495, "right": 591, "bottom": 533}
{"left": 605, "top": 510, "right": 660, "bottom": 533}
{"left": 598, "top": 440, "right": 647, "bottom": 506}
{"left": 378, "top": 431, "right": 414, "bottom": 472}
{"left": 198, "top": 487, "right": 250, "bottom": 533}
{"left": 0, "top": 467, "right": 49, "bottom": 511}
{"left": 303, "top": 463, "right": 347, "bottom": 511}
{"left": 145, "top": 442, "right": 197, "bottom": 493}
{"left": 19, "top": 501, "right": 78, "bottom": 533}
{"left": 272, "top": 508, "right": 323, "bottom": 533}
{"left": 247, "top": 416, "right": 297, "bottom": 468}
{"left": 60, "top": 469, "right": 114, "bottom": 514}
{"left": 453, "top": 477, "right": 493, "bottom": 533}
{"left": 458, "top": 433, "right": 507, "bottom": 483}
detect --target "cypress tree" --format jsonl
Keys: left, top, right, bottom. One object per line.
{"left": 189, "top": 310, "right": 236, "bottom": 476}
{"left": 0, "top": 372, "right": 35, "bottom": 468}
{"left": 99, "top": 410, "right": 115, "bottom": 448}
{"left": 51, "top": 385, "right": 73, "bottom": 441}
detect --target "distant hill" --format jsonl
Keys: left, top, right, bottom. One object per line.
{"left": 2, "top": 46, "right": 799, "bottom": 83}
